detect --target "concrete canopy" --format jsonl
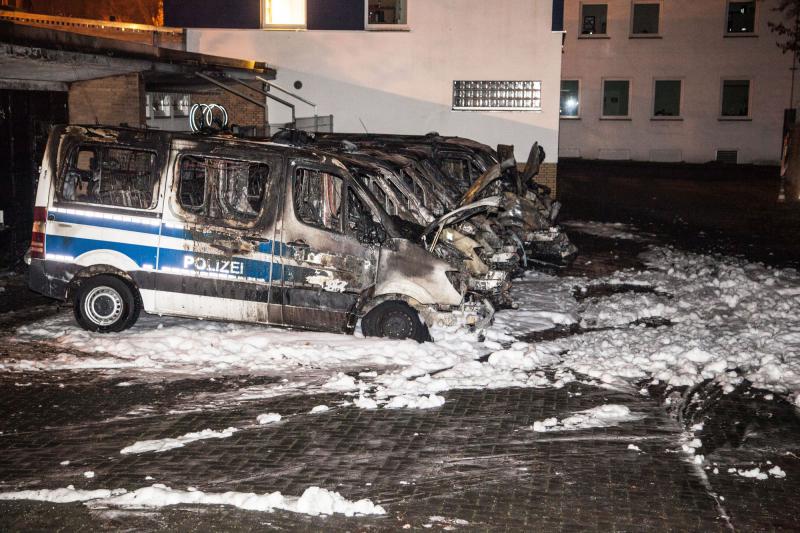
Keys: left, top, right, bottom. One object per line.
{"left": 0, "top": 21, "right": 275, "bottom": 92}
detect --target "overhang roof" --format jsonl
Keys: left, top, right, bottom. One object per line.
{"left": 0, "top": 21, "right": 275, "bottom": 92}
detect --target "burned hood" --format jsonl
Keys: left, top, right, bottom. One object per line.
{"left": 458, "top": 158, "right": 516, "bottom": 206}
{"left": 421, "top": 196, "right": 503, "bottom": 239}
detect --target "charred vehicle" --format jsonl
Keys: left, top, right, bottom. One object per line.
{"left": 302, "top": 146, "right": 515, "bottom": 307}
{"left": 27, "top": 126, "right": 493, "bottom": 341}
{"left": 280, "top": 131, "right": 576, "bottom": 266}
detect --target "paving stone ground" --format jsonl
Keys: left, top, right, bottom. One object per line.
{"left": 1, "top": 171, "right": 799, "bottom": 531}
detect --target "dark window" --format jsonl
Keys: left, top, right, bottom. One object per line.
{"left": 632, "top": 3, "right": 659, "bottom": 34}
{"left": 294, "top": 168, "right": 343, "bottom": 232}
{"left": 560, "top": 80, "right": 580, "bottom": 117}
{"left": 581, "top": 4, "right": 608, "bottom": 35}
{"left": 60, "top": 145, "right": 157, "bottom": 209}
{"left": 727, "top": 1, "right": 755, "bottom": 33}
{"left": 653, "top": 80, "right": 681, "bottom": 117}
{"left": 178, "top": 157, "right": 207, "bottom": 213}
{"left": 368, "top": 0, "right": 406, "bottom": 25}
{"left": 603, "top": 80, "right": 630, "bottom": 117}
{"left": 721, "top": 80, "right": 750, "bottom": 117}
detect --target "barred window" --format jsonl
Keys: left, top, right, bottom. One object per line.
{"left": 452, "top": 81, "right": 541, "bottom": 111}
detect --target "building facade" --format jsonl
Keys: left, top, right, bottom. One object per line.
{"left": 182, "top": 0, "right": 565, "bottom": 184}
{"left": 559, "top": 0, "right": 794, "bottom": 165}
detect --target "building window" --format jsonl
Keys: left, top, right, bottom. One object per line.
{"left": 560, "top": 80, "right": 580, "bottom": 117}
{"left": 452, "top": 81, "right": 542, "bottom": 111}
{"left": 631, "top": 2, "right": 660, "bottom": 35}
{"left": 653, "top": 80, "right": 681, "bottom": 117}
{"left": 367, "top": 0, "right": 407, "bottom": 25}
{"left": 146, "top": 92, "right": 191, "bottom": 120}
{"left": 581, "top": 4, "right": 608, "bottom": 35}
{"left": 726, "top": 1, "right": 755, "bottom": 34}
{"left": 264, "top": 0, "right": 306, "bottom": 27}
{"left": 602, "top": 80, "right": 630, "bottom": 117}
{"left": 721, "top": 80, "right": 750, "bottom": 117}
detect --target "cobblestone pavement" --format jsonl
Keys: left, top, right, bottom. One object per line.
{"left": 2, "top": 174, "right": 800, "bottom": 530}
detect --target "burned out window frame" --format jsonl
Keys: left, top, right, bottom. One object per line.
{"left": 57, "top": 142, "right": 161, "bottom": 211}
{"left": 174, "top": 153, "right": 274, "bottom": 227}
{"left": 343, "top": 182, "right": 389, "bottom": 245}
{"left": 292, "top": 164, "right": 346, "bottom": 234}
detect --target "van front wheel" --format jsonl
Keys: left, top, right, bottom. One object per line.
{"left": 361, "top": 301, "right": 431, "bottom": 343}
{"left": 74, "top": 275, "right": 140, "bottom": 333}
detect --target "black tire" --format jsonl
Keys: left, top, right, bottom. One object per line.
{"left": 361, "top": 301, "right": 431, "bottom": 343}
{"left": 73, "top": 275, "right": 140, "bottom": 333}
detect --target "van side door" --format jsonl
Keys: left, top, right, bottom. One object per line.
{"left": 274, "top": 162, "right": 381, "bottom": 332}
{"left": 154, "top": 141, "right": 281, "bottom": 323}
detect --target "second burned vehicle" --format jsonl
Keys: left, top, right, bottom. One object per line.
{"left": 272, "top": 130, "right": 577, "bottom": 275}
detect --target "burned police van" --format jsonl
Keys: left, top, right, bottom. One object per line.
{"left": 28, "top": 126, "right": 492, "bottom": 341}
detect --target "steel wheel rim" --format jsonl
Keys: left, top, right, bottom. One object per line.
{"left": 381, "top": 310, "right": 413, "bottom": 339}
{"left": 84, "top": 286, "right": 123, "bottom": 326}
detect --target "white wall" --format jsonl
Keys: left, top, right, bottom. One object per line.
{"left": 560, "top": 0, "right": 793, "bottom": 165}
{"left": 187, "top": 0, "right": 562, "bottom": 163}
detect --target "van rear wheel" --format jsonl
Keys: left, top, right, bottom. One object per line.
{"left": 361, "top": 301, "right": 431, "bottom": 343}
{"left": 74, "top": 275, "right": 140, "bottom": 333}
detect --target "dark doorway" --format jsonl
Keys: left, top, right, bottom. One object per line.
{"left": 0, "top": 90, "right": 68, "bottom": 268}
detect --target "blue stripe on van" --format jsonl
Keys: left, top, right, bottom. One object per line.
{"left": 50, "top": 210, "right": 291, "bottom": 257}
{"left": 157, "top": 247, "right": 282, "bottom": 281}
{"left": 45, "top": 235, "right": 284, "bottom": 281}
{"left": 46, "top": 235, "right": 158, "bottom": 268}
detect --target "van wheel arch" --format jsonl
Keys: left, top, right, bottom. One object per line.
{"left": 68, "top": 265, "right": 140, "bottom": 305}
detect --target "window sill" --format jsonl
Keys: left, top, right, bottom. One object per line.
{"left": 651, "top": 117, "right": 683, "bottom": 121}
{"left": 365, "top": 24, "right": 410, "bottom": 32}
{"left": 718, "top": 116, "right": 752, "bottom": 121}
{"left": 560, "top": 116, "right": 581, "bottom": 120}
{"left": 629, "top": 34, "right": 662, "bottom": 39}
{"left": 578, "top": 34, "right": 610, "bottom": 39}
{"left": 262, "top": 25, "right": 307, "bottom": 31}
{"left": 724, "top": 32, "right": 757, "bottom": 38}
{"left": 600, "top": 117, "right": 632, "bottom": 121}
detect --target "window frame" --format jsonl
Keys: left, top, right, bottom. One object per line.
{"left": 560, "top": 79, "right": 581, "bottom": 119}
{"left": 291, "top": 164, "right": 347, "bottom": 234}
{"left": 365, "top": 0, "right": 409, "bottom": 31}
{"left": 651, "top": 78, "right": 683, "bottom": 120}
{"left": 452, "top": 80, "right": 542, "bottom": 112}
{"left": 630, "top": 0, "right": 662, "bottom": 38}
{"left": 601, "top": 79, "right": 632, "bottom": 120}
{"left": 579, "top": 2, "right": 609, "bottom": 38}
{"left": 262, "top": 0, "right": 307, "bottom": 30}
{"left": 724, "top": 0, "right": 757, "bottom": 37}
{"left": 57, "top": 143, "right": 161, "bottom": 212}
{"left": 719, "top": 78, "right": 752, "bottom": 120}
{"left": 174, "top": 153, "right": 274, "bottom": 227}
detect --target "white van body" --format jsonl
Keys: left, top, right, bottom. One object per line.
{"left": 29, "top": 126, "right": 488, "bottom": 339}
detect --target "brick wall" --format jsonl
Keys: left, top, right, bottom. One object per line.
{"left": 536, "top": 163, "right": 558, "bottom": 196}
{"left": 191, "top": 83, "right": 266, "bottom": 130}
{"left": 68, "top": 73, "right": 145, "bottom": 126}
{"left": 517, "top": 162, "right": 558, "bottom": 196}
